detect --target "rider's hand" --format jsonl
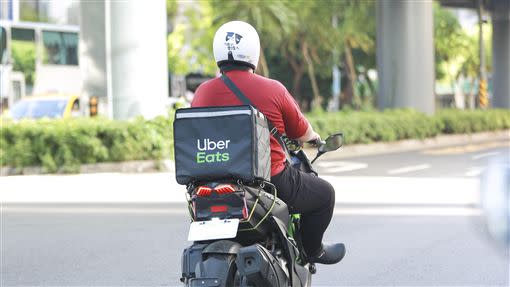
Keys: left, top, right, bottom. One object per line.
{"left": 284, "top": 136, "right": 302, "bottom": 151}
{"left": 306, "top": 132, "right": 322, "bottom": 147}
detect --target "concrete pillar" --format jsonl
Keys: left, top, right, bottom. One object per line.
{"left": 79, "top": 1, "right": 108, "bottom": 114}
{"left": 80, "top": 0, "right": 168, "bottom": 119}
{"left": 491, "top": 3, "right": 510, "bottom": 109}
{"left": 110, "top": 0, "right": 168, "bottom": 119}
{"left": 376, "top": 0, "right": 435, "bottom": 114}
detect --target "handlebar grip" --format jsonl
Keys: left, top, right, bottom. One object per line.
{"left": 306, "top": 138, "right": 325, "bottom": 147}
{"left": 306, "top": 139, "right": 319, "bottom": 145}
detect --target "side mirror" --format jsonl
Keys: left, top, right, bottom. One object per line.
{"left": 311, "top": 133, "right": 343, "bottom": 164}
{"left": 319, "top": 133, "right": 343, "bottom": 153}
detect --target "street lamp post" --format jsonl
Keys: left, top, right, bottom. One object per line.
{"left": 478, "top": 0, "right": 488, "bottom": 109}
{"left": 329, "top": 13, "right": 341, "bottom": 112}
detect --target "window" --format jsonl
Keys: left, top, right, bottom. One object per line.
{"left": 0, "top": 27, "right": 6, "bottom": 64}
{"left": 71, "top": 99, "right": 80, "bottom": 111}
{"left": 42, "top": 31, "right": 78, "bottom": 65}
{"left": 11, "top": 28, "right": 35, "bottom": 42}
{"left": 10, "top": 28, "right": 36, "bottom": 85}
{"left": 10, "top": 99, "right": 68, "bottom": 120}
{"left": 11, "top": 79, "right": 23, "bottom": 103}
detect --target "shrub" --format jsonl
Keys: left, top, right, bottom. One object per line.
{"left": 0, "top": 109, "right": 508, "bottom": 172}
{"left": 0, "top": 117, "right": 173, "bottom": 173}
{"left": 308, "top": 109, "right": 509, "bottom": 144}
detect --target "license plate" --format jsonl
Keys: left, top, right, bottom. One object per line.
{"left": 187, "top": 218, "right": 239, "bottom": 241}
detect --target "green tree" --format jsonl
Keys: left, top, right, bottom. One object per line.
{"left": 282, "top": 1, "right": 333, "bottom": 108}
{"left": 167, "top": 1, "right": 217, "bottom": 75}
{"left": 279, "top": 0, "right": 375, "bottom": 110}
{"left": 457, "top": 25, "right": 492, "bottom": 79}
{"left": 19, "top": 3, "right": 49, "bottom": 23}
{"left": 167, "top": 0, "right": 178, "bottom": 21}
{"left": 166, "top": 0, "right": 376, "bottom": 111}
{"left": 11, "top": 40, "right": 36, "bottom": 85}
{"left": 211, "top": 0, "right": 298, "bottom": 77}
{"left": 335, "top": 1, "right": 376, "bottom": 108}
{"left": 434, "top": 4, "right": 467, "bottom": 82}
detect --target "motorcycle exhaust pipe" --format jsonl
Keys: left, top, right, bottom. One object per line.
{"left": 235, "top": 244, "right": 287, "bottom": 287}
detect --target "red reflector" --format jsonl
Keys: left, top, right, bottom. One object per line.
{"left": 242, "top": 206, "right": 249, "bottom": 219}
{"left": 210, "top": 205, "right": 228, "bottom": 213}
{"left": 196, "top": 186, "right": 212, "bottom": 197}
{"left": 215, "top": 184, "right": 236, "bottom": 194}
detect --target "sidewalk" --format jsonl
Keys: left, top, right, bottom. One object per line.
{"left": 0, "top": 172, "right": 480, "bottom": 206}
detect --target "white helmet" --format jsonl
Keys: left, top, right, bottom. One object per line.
{"left": 213, "top": 21, "right": 260, "bottom": 70}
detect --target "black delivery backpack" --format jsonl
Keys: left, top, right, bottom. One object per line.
{"left": 173, "top": 105, "right": 271, "bottom": 185}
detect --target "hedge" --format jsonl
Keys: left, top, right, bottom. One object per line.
{"left": 1, "top": 109, "right": 509, "bottom": 173}
{"left": 308, "top": 109, "right": 510, "bottom": 145}
{"left": 0, "top": 116, "right": 173, "bottom": 173}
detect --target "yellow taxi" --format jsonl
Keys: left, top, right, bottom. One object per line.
{"left": 3, "top": 93, "right": 81, "bottom": 120}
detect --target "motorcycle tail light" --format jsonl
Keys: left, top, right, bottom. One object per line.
{"left": 196, "top": 186, "right": 213, "bottom": 197}
{"left": 210, "top": 205, "right": 228, "bottom": 213}
{"left": 215, "top": 184, "right": 236, "bottom": 195}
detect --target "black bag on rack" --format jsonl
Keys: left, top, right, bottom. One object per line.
{"left": 173, "top": 105, "right": 271, "bottom": 185}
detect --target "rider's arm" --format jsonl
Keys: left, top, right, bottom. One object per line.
{"left": 297, "top": 124, "right": 321, "bottom": 143}
{"left": 278, "top": 87, "right": 320, "bottom": 143}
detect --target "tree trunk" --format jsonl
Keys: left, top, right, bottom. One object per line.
{"left": 363, "top": 70, "right": 375, "bottom": 97}
{"left": 342, "top": 56, "right": 354, "bottom": 107}
{"left": 362, "top": 70, "right": 375, "bottom": 107}
{"left": 468, "top": 78, "right": 476, "bottom": 110}
{"left": 257, "top": 48, "right": 270, "bottom": 77}
{"left": 302, "top": 41, "right": 322, "bottom": 109}
{"left": 344, "top": 39, "right": 357, "bottom": 108}
{"left": 287, "top": 51, "right": 305, "bottom": 102}
{"left": 293, "top": 70, "right": 304, "bottom": 100}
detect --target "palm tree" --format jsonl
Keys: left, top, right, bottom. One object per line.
{"left": 336, "top": 1, "right": 375, "bottom": 108}
{"left": 211, "top": 0, "right": 298, "bottom": 77}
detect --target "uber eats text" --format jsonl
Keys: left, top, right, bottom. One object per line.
{"left": 196, "top": 139, "right": 230, "bottom": 163}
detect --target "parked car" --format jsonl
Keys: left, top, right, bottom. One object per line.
{"left": 2, "top": 93, "right": 81, "bottom": 120}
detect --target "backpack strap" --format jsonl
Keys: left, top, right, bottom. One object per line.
{"left": 220, "top": 74, "right": 290, "bottom": 162}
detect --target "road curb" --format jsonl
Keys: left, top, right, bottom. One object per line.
{"left": 314, "top": 129, "right": 509, "bottom": 160}
{"left": 1, "top": 130, "right": 508, "bottom": 176}
{"left": 0, "top": 159, "right": 175, "bottom": 176}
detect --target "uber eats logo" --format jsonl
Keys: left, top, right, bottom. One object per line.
{"left": 196, "top": 138, "right": 230, "bottom": 163}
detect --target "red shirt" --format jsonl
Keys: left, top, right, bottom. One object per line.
{"left": 192, "top": 70, "right": 309, "bottom": 176}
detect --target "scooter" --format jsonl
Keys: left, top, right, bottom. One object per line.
{"left": 180, "top": 133, "right": 343, "bottom": 287}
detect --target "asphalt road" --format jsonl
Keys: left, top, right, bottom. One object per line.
{"left": 2, "top": 205, "right": 508, "bottom": 286}
{"left": 315, "top": 141, "right": 509, "bottom": 178}
{"left": 2, "top": 142, "right": 509, "bottom": 286}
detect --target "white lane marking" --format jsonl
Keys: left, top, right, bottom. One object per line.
{"left": 334, "top": 207, "right": 481, "bottom": 216}
{"left": 328, "top": 163, "right": 368, "bottom": 173}
{"left": 387, "top": 164, "right": 431, "bottom": 175}
{"left": 317, "top": 161, "right": 368, "bottom": 173}
{"left": 465, "top": 167, "right": 484, "bottom": 177}
{"left": 3, "top": 206, "right": 481, "bottom": 217}
{"left": 471, "top": 152, "right": 500, "bottom": 160}
{"left": 2, "top": 207, "right": 188, "bottom": 214}
{"left": 322, "top": 176, "right": 479, "bottom": 205}
{"left": 317, "top": 161, "right": 353, "bottom": 167}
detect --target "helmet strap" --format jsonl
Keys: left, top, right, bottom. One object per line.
{"left": 219, "top": 62, "right": 254, "bottom": 73}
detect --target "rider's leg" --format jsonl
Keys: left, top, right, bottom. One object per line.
{"left": 271, "top": 165, "right": 342, "bottom": 259}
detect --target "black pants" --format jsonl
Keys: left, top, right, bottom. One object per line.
{"left": 271, "top": 165, "right": 335, "bottom": 255}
